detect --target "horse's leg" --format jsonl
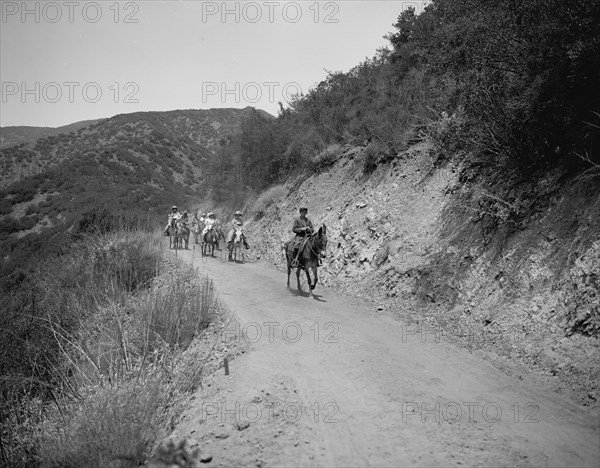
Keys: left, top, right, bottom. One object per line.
{"left": 304, "top": 267, "right": 313, "bottom": 297}
{"left": 296, "top": 267, "right": 302, "bottom": 292}
{"left": 310, "top": 265, "right": 318, "bottom": 290}
{"left": 286, "top": 248, "right": 292, "bottom": 288}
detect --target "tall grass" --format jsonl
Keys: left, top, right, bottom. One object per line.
{"left": 1, "top": 228, "right": 217, "bottom": 467}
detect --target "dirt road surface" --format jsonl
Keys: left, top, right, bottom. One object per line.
{"left": 169, "top": 246, "right": 599, "bottom": 467}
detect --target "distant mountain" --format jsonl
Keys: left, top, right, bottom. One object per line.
{"left": 0, "top": 107, "right": 273, "bottom": 189}
{"left": 0, "top": 107, "right": 273, "bottom": 280}
{"left": 0, "top": 119, "right": 101, "bottom": 148}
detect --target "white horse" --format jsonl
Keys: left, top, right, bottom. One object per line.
{"left": 229, "top": 227, "right": 245, "bottom": 263}
{"left": 192, "top": 220, "right": 203, "bottom": 244}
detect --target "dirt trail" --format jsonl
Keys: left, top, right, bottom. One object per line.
{"left": 170, "top": 246, "right": 599, "bottom": 467}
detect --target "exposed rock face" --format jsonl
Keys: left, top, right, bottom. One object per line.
{"left": 245, "top": 142, "right": 600, "bottom": 411}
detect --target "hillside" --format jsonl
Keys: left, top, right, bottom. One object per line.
{"left": 244, "top": 142, "right": 600, "bottom": 413}
{"left": 0, "top": 107, "right": 272, "bottom": 288}
{"left": 0, "top": 119, "right": 101, "bottom": 149}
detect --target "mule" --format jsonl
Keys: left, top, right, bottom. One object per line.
{"left": 192, "top": 221, "right": 203, "bottom": 244}
{"left": 215, "top": 226, "right": 226, "bottom": 249}
{"left": 168, "top": 218, "right": 182, "bottom": 249}
{"left": 179, "top": 221, "right": 191, "bottom": 249}
{"left": 228, "top": 227, "right": 245, "bottom": 263}
{"left": 285, "top": 225, "right": 327, "bottom": 297}
{"left": 202, "top": 228, "right": 219, "bottom": 257}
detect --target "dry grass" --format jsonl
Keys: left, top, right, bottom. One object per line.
{"left": 1, "top": 229, "right": 217, "bottom": 467}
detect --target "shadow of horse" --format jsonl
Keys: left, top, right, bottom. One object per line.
{"left": 288, "top": 288, "right": 327, "bottom": 302}
{"left": 284, "top": 225, "right": 327, "bottom": 298}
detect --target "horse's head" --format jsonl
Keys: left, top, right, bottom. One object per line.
{"left": 314, "top": 224, "right": 328, "bottom": 258}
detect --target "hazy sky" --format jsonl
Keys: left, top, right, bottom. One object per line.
{"left": 1, "top": 1, "right": 429, "bottom": 128}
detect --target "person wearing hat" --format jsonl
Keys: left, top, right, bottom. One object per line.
{"left": 291, "top": 207, "right": 314, "bottom": 266}
{"left": 226, "top": 211, "right": 250, "bottom": 251}
{"left": 180, "top": 210, "right": 191, "bottom": 226}
{"left": 164, "top": 205, "right": 182, "bottom": 236}
{"left": 201, "top": 212, "right": 217, "bottom": 240}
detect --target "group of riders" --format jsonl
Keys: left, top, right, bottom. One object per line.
{"left": 164, "top": 206, "right": 250, "bottom": 257}
{"left": 164, "top": 205, "right": 316, "bottom": 266}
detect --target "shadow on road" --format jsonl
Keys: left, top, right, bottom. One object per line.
{"left": 288, "top": 288, "right": 327, "bottom": 302}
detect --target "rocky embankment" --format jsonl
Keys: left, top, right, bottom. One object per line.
{"left": 244, "top": 142, "right": 600, "bottom": 414}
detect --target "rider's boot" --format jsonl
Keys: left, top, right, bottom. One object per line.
{"left": 244, "top": 240, "right": 250, "bottom": 249}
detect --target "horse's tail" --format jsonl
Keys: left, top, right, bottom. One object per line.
{"left": 281, "top": 240, "right": 291, "bottom": 261}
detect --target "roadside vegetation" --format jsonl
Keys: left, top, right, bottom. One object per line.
{"left": 235, "top": 0, "right": 599, "bottom": 190}
{"left": 1, "top": 214, "right": 217, "bottom": 467}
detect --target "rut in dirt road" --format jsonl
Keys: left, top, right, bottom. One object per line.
{"left": 170, "top": 246, "right": 599, "bottom": 468}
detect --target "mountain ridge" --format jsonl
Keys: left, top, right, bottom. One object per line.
{"left": 0, "top": 106, "right": 273, "bottom": 284}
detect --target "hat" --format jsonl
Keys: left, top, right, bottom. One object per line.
{"left": 299, "top": 207, "right": 308, "bottom": 212}
{"left": 172, "top": 205, "right": 178, "bottom": 210}
{"left": 208, "top": 212, "right": 215, "bottom": 217}
{"left": 183, "top": 211, "right": 188, "bottom": 215}
{"left": 234, "top": 211, "right": 242, "bottom": 216}
{"left": 201, "top": 213, "right": 206, "bottom": 217}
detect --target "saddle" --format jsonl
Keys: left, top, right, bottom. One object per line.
{"left": 290, "top": 236, "right": 310, "bottom": 268}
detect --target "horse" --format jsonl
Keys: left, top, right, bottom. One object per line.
{"left": 228, "top": 227, "right": 245, "bottom": 263}
{"left": 202, "top": 228, "right": 219, "bottom": 257}
{"left": 168, "top": 218, "right": 182, "bottom": 249}
{"left": 215, "top": 226, "right": 226, "bottom": 249}
{"left": 192, "top": 220, "right": 203, "bottom": 244}
{"left": 179, "top": 220, "right": 191, "bottom": 249}
{"left": 284, "top": 225, "right": 327, "bottom": 297}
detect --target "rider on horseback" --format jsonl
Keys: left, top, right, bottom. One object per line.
{"left": 226, "top": 211, "right": 250, "bottom": 251}
{"left": 291, "top": 207, "right": 314, "bottom": 267}
{"left": 180, "top": 210, "right": 191, "bottom": 227}
{"left": 201, "top": 212, "right": 217, "bottom": 241}
{"left": 164, "top": 205, "right": 182, "bottom": 236}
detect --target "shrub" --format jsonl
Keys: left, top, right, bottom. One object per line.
{"left": 362, "top": 140, "right": 391, "bottom": 174}
{"left": 426, "top": 107, "right": 473, "bottom": 156}
{"left": 251, "top": 184, "right": 287, "bottom": 220}
{"left": 1, "top": 229, "right": 217, "bottom": 467}
{"left": 311, "top": 144, "right": 344, "bottom": 170}
{"left": 40, "top": 376, "right": 167, "bottom": 468}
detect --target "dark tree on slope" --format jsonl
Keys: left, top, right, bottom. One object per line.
{"left": 390, "top": 0, "right": 600, "bottom": 166}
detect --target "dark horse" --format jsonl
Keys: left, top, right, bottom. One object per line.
{"left": 284, "top": 225, "right": 327, "bottom": 297}
{"left": 202, "top": 228, "right": 219, "bottom": 257}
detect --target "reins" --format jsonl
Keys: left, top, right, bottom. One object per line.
{"left": 303, "top": 231, "right": 325, "bottom": 266}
